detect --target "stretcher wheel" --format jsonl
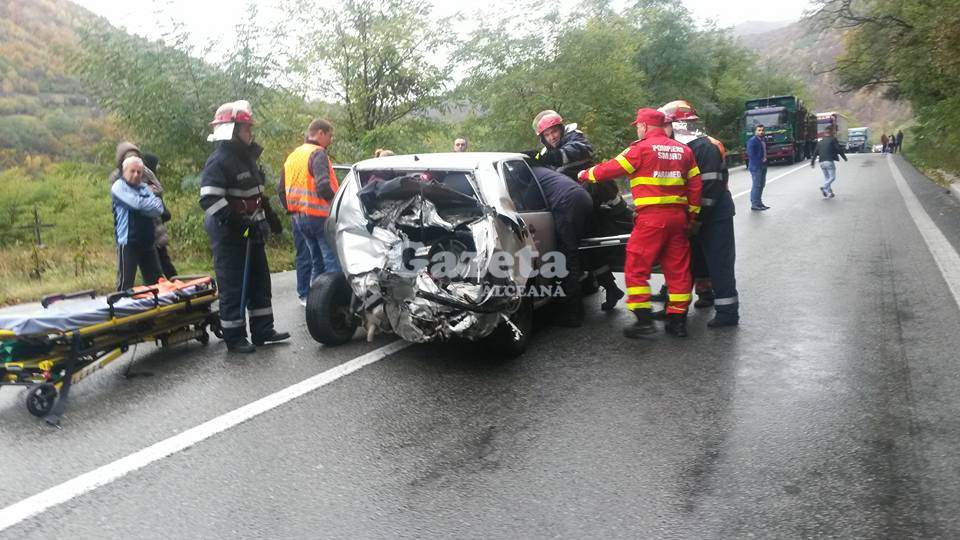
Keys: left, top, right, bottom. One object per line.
{"left": 306, "top": 272, "right": 358, "bottom": 346}
{"left": 25, "top": 384, "right": 58, "bottom": 418}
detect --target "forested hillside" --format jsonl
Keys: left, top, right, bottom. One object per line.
{"left": 0, "top": 0, "right": 119, "bottom": 168}
{"left": 738, "top": 18, "right": 912, "bottom": 133}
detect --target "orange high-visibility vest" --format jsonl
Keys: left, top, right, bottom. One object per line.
{"left": 283, "top": 143, "right": 339, "bottom": 218}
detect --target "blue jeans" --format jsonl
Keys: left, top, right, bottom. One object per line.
{"left": 294, "top": 215, "right": 341, "bottom": 285}
{"left": 749, "top": 167, "right": 767, "bottom": 208}
{"left": 819, "top": 161, "right": 837, "bottom": 192}
{"left": 292, "top": 217, "right": 311, "bottom": 300}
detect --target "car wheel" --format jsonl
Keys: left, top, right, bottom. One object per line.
{"left": 306, "top": 272, "right": 358, "bottom": 346}
{"left": 483, "top": 298, "right": 533, "bottom": 358}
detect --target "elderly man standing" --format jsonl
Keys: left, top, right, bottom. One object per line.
{"left": 111, "top": 156, "right": 165, "bottom": 291}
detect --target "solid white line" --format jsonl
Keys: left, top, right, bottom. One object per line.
{"left": 888, "top": 156, "right": 960, "bottom": 311}
{"left": 732, "top": 162, "right": 809, "bottom": 200}
{"left": 0, "top": 339, "right": 413, "bottom": 532}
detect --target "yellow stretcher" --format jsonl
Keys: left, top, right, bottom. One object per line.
{"left": 0, "top": 277, "right": 220, "bottom": 425}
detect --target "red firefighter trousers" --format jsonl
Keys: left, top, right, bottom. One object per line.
{"left": 624, "top": 206, "right": 692, "bottom": 314}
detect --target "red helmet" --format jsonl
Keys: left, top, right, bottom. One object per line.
{"left": 534, "top": 110, "right": 564, "bottom": 136}
{"left": 658, "top": 100, "right": 700, "bottom": 123}
{"left": 210, "top": 100, "right": 255, "bottom": 126}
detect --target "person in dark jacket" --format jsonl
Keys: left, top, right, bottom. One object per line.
{"left": 659, "top": 100, "right": 740, "bottom": 327}
{"left": 108, "top": 142, "right": 177, "bottom": 279}
{"left": 528, "top": 165, "right": 595, "bottom": 327}
{"left": 112, "top": 156, "right": 165, "bottom": 291}
{"left": 811, "top": 126, "right": 848, "bottom": 198}
{"left": 200, "top": 100, "right": 288, "bottom": 354}
{"left": 746, "top": 124, "right": 769, "bottom": 210}
{"left": 528, "top": 110, "right": 627, "bottom": 311}
{"left": 895, "top": 130, "right": 904, "bottom": 152}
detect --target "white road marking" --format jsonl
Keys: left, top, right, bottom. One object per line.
{"left": 732, "top": 162, "right": 809, "bottom": 200}
{"left": 0, "top": 339, "right": 413, "bottom": 532}
{"left": 888, "top": 156, "right": 960, "bottom": 311}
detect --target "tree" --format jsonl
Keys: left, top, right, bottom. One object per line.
{"left": 294, "top": 0, "right": 452, "bottom": 151}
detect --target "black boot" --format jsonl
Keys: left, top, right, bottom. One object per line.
{"left": 624, "top": 308, "right": 657, "bottom": 339}
{"left": 707, "top": 314, "right": 739, "bottom": 328}
{"left": 226, "top": 338, "right": 256, "bottom": 354}
{"left": 252, "top": 330, "right": 291, "bottom": 346}
{"left": 664, "top": 313, "right": 688, "bottom": 337}
{"left": 597, "top": 272, "right": 624, "bottom": 311}
{"left": 694, "top": 290, "right": 715, "bottom": 309}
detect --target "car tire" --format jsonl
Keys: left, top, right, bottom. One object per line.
{"left": 483, "top": 298, "right": 533, "bottom": 358}
{"left": 306, "top": 272, "right": 358, "bottom": 346}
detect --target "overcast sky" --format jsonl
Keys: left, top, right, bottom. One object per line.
{"left": 71, "top": 0, "right": 816, "bottom": 50}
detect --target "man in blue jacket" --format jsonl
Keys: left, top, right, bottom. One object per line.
{"left": 746, "top": 124, "right": 770, "bottom": 211}
{"left": 111, "top": 156, "right": 165, "bottom": 290}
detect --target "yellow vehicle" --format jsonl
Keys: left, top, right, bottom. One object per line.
{"left": 0, "top": 277, "right": 219, "bottom": 425}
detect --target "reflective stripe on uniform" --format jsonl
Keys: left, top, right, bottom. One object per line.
{"left": 687, "top": 166, "right": 701, "bottom": 177}
{"left": 200, "top": 186, "right": 227, "bottom": 196}
{"left": 204, "top": 197, "right": 229, "bottom": 216}
{"left": 221, "top": 318, "right": 245, "bottom": 329}
{"left": 626, "top": 301, "right": 652, "bottom": 310}
{"left": 668, "top": 293, "right": 692, "bottom": 302}
{"left": 633, "top": 195, "right": 688, "bottom": 206}
{"left": 714, "top": 296, "right": 739, "bottom": 306}
{"left": 616, "top": 154, "right": 636, "bottom": 174}
{"left": 700, "top": 171, "right": 722, "bottom": 181}
{"left": 588, "top": 167, "right": 597, "bottom": 182}
{"left": 592, "top": 265, "right": 611, "bottom": 275}
{"left": 689, "top": 205, "right": 701, "bottom": 214}
{"left": 227, "top": 186, "right": 263, "bottom": 198}
{"left": 248, "top": 307, "right": 273, "bottom": 317}
{"left": 630, "top": 176, "right": 687, "bottom": 187}
{"left": 626, "top": 286, "right": 650, "bottom": 295}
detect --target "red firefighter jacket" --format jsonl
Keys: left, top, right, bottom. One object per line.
{"left": 580, "top": 130, "right": 702, "bottom": 219}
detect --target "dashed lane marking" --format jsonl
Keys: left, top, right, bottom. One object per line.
{"left": 0, "top": 339, "right": 413, "bottom": 532}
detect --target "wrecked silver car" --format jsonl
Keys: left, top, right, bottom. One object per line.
{"left": 305, "top": 152, "right": 627, "bottom": 356}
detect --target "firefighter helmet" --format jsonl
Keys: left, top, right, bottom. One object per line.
{"left": 210, "top": 100, "right": 255, "bottom": 126}
{"left": 534, "top": 110, "right": 564, "bottom": 136}
{"left": 658, "top": 100, "right": 700, "bottom": 123}
{"left": 209, "top": 100, "right": 254, "bottom": 142}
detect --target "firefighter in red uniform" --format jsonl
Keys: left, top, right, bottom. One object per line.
{"left": 578, "top": 108, "right": 702, "bottom": 338}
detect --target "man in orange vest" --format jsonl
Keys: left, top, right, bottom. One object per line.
{"left": 578, "top": 108, "right": 702, "bottom": 338}
{"left": 278, "top": 119, "right": 342, "bottom": 297}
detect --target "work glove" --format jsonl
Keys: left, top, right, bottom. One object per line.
{"left": 521, "top": 149, "right": 539, "bottom": 160}
{"left": 266, "top": 208, "right": 283, "bottom": 234}
{"left": 539, "top": 148, "right": 564, "bottom": 167}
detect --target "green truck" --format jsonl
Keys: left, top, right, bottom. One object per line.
{"left": 742, "top": 96, "right": 816, "bottom": 164}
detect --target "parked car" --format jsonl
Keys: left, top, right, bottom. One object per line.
{"left": 306, "top": 152, "right": 628, "bottom": 356}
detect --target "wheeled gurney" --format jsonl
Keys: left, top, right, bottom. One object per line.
{"left": 0, "top": 277, "right": 220, "bottom": 425}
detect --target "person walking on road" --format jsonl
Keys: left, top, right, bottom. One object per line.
{"left": 578, "top": 108, "right": 702, "bottom": 339}
{"left": 278, "top": 119, "right": 342, "bottom": 294}
{"left": 896, "top": 130, "right": 904, "bottom": 153}
{"left": 200, "top": 100, "right": 288, "bottom": 354}
{"left": 746, "top": 124, "right": 769, "bottom": 211}
{"left": 811, "top": 125, "right": 848, "bottom": 198}
{"left": 880, "top": 133, "right": 889, "bottom": 154}
{"left": 112, "top": 156, "right": 165, "bottom": 291}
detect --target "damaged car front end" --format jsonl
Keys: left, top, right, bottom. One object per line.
{"left": 308, "top": 154, "right": 541, "bottom": 355}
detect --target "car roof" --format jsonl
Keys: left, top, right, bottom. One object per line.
{"left": 352, "top": 152, "right": 528, "bottom": 171}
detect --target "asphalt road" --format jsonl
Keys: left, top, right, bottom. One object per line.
{"left": 2, "top": 153, "right": 960, "bottom": 539}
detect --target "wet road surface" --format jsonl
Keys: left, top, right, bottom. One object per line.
{"left": 2, "top": 154, "right": 960, "bottom": 538}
